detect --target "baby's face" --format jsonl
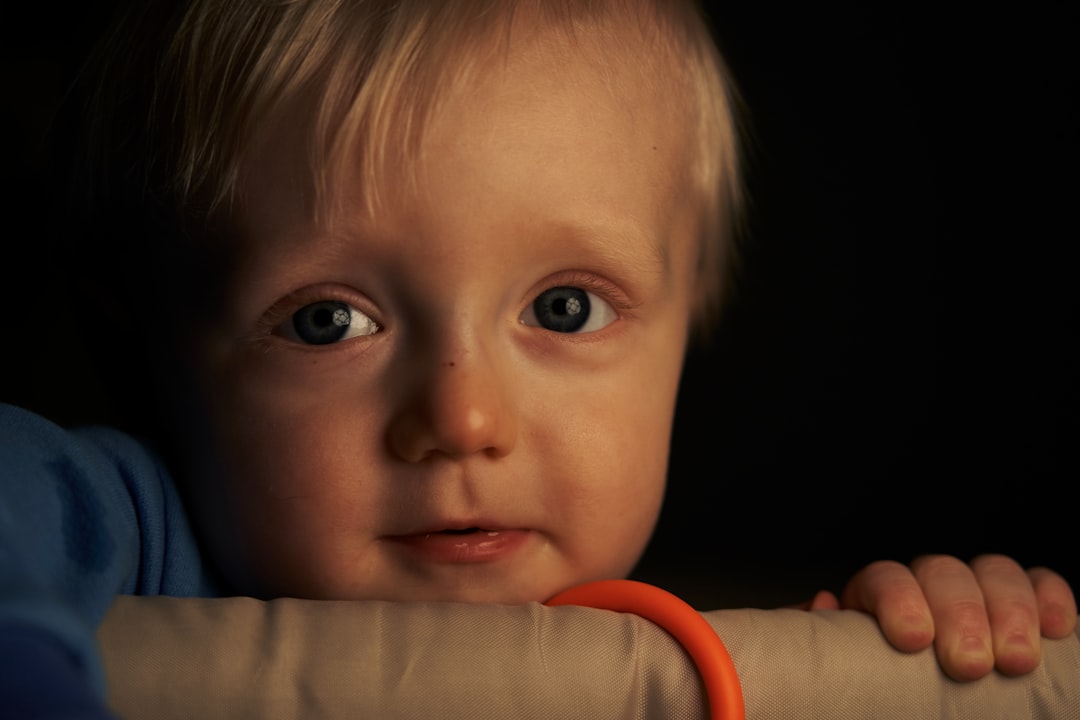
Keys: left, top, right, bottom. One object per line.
{"left": 191, "top": 20, "right": 702, "bottom": 603}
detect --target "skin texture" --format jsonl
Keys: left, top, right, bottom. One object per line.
{"left": 172, "top": 5, "right": 1076, "bottom": 680}
{"left": 189, "top": 17, "right": 698, "bottom": 605}
{"left": 810, "top": 554, "right": 1077, "bottom": 681}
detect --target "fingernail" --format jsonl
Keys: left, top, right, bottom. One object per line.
{"left": 959, "top": 634, "right": 990, "bottom": 653}
{"left": 908, "top": 618, "right": 934, "bottom": 645}
{"left": 995, "top": 631, "right": 1040, "bottom": 676}
{"left": 959, "top": 634, "right": 989, "bottom": 664}
{"left": 1004, "top": 630, "right": 1033, "bottom": 649}
{"left": 952, "top": 634, "right": 993, "bottom": 679}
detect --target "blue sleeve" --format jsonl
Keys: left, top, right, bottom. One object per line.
{"left": 0, "top": 624, "right": 120, "bottom": 720}
{"left": 0, "top": 402, "right": 220, "bottom": 711}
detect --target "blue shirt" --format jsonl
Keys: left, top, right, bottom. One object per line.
{"left": 0, "top": 402, "right": 221, "bottom": 715}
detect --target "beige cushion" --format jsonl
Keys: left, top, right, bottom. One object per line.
{"left": 98, "top": 595, "right": 1080, "bottom": 719}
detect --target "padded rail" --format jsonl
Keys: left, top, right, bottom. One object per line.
{"left": 98, "top": 595, "right": 1079, "bottom": 719}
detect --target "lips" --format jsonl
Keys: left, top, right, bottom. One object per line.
{"left": 384, "top": 526, "right": 531, "bottom": 563}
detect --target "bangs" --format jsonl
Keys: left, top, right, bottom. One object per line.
{"left": 165, "top": 1, "right": 732, "bottom": 222}
{"left": 100, "top": 0, "right": 741, "bottom": 330}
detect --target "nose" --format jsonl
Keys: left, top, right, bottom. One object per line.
{"left": 387, "top": 348, "right": 518, "bottom": 463}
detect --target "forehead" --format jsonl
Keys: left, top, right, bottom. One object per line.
{"left": 228, "top": 18, "right": 703, "bottom": 335}
{"left": 236, "top": 3, "right": 699, "bottom": 231}
{"left": 414, "top": 23, "right": 693, "bottom": 263}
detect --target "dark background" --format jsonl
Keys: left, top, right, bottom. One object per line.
{"left": 3, "top": 5, "right": 1076, "bottom": 608}
{"left": 637, "top": 7, "right": 1078, "bottom": 606}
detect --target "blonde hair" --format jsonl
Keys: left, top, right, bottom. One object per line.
{"left": 82, "top": 0, "right": 742, "bottom": 332}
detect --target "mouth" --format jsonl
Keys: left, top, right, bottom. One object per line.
{"left": 384, "top": 526, "right": 531, "bottom": 564}
{"left": 392, "top": 519, "right": 512, "bottom": 537}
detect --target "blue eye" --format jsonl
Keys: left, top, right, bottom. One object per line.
{"left": 523, "top": 286, "right": 616, "bottom": 333}
{"left": 282, "top": 300, "right": 379, "bottom": 345}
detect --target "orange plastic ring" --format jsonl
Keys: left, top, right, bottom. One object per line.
{"left": 546, "top": 579, "right": 744, "bottom": 720}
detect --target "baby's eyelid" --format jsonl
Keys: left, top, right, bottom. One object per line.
{"left": 535, "top": 271, "right": 634, "bottom": 312}
{"left": 260, "top": 285, "right": 382, "bottom": 342}
{"left": 272, "top": 284, "right": 377, "bottom": 318}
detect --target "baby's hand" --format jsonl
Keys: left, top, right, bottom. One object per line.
{"left": 802, "top": 555, "right": 1077, "bottom": 681}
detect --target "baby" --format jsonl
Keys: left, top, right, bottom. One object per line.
{"left": 1, "top": 0, "right": 1075, "bottom": 717}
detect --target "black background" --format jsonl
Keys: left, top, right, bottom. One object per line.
{"left": 3, "top": 5, "right": 1076, "bottom": 608}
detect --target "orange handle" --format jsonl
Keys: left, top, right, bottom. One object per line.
{"left": 546, "top": 579, "right": 744, "bottom": 720}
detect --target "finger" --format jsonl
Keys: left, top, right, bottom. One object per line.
{"left": 970, "top": 554, "right": 1040, "bottom": 676}
{"left": 912, "top": 554, "right": 994, "bottom": 681}
{"left": 807, "top": 589, "right": 840, "bottom": 611}
{"left": 840, "top": 560, "right": 934, "bottom": 653}
{"left": 785, "top": 590, "right": 840, "bottom": 611}
{"left": 1027, "top": 566, "right": 1078, "bottom": 639}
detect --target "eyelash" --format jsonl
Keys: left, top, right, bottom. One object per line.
{"left": 536, "top": 271, "right": 635, "bottom": 314}
{"left": 254, "top": 286, "right": 378, "bottom": 341}
{"left": 252, "top": 272, "right": 633, "bottom": 345}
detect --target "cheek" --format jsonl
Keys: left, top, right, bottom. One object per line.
{"left": 191, "top": 362, "right": 389, "bottom": 597}
{"left": 550, "top": 415, "right": 670, "bottom": 582}
{"left": 602, "top": 318, "right": 688, "bottom": 566}
{"left": 606, "top": 385, "right": 677, "bottom": 553}
{"left": 539, "top": 334, "right": 683, "bottom": 578}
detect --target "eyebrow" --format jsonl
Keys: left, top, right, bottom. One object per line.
{"left": 259, "top": 206, "right": 678, "bottom": 311}
{"left": 323, "top": 205, "right": 673, "bottom": 281}
{"left": 547, "top": 217, "right": 673, "bottom": 287}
